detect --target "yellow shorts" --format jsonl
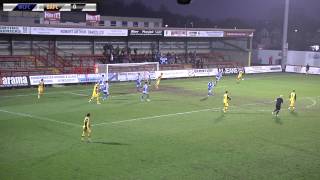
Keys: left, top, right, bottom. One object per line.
{"left": 38, "top": 88, "right": 44, "bottom": 94}
{"left": 290, "top": 101, "right": 295, "bottom": 107}
{"left": 91, "top": 93, "right": 99, "bottom": 98}
{"left": 82, "top": 127, "right": 91, "bottom": 134}
{"left": 237, "top": 75, "right": 242, "bottom": 79}
{"left": 224, "top": 102, "right": 229, "bottom": 107}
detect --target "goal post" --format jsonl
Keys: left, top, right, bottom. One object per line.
{"left": 95, "top": 62, "right": 159, "bottom": 82}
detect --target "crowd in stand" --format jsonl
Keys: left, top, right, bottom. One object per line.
{"left": 102, "top": 44, "right": 210, "bottom": 68}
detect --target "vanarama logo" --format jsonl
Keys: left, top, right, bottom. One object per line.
{"left": 0, "top": 76, "right": 29, "bottom": 87}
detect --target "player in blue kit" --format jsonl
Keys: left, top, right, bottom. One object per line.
{"left": 141, "top": 82, "right": 150, "bottom": 102}
{"left": 100, "top": 80, "right": 109, "bottom": 101}
{"left": 208, "top": 80, "right": 216, "bottom": 96}
{"left": 216, "top": 70, "right": 223, "bottom": 82}
{"left": 136, "top": 73, "right": 142, "bottom": 91}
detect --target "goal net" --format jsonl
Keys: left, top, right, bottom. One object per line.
{"left": 95, "top": 62, "right": 159, "bottom": 82}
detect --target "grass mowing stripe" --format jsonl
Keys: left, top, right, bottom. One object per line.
{"left": 93, "top": 107, "right": 221, "bottom": 126}
{"left": 93, "top": 96, "right": 319, "bottom": 127}
{"left": 0, "top": 109, "right": 80, "bottom": 127}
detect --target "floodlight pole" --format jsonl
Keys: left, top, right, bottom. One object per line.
{"left": 281, "top": 0, "right": 290, "bottom": 70}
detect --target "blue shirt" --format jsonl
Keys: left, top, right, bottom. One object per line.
{"left": 136, "top": 75, "right": 142, "bottom": 85}
{"left": 216, "top": 71, "right": 222, "bottom": 79}
{"left": 208, "top": 82, "right": 213, "bottom": 90}
{"left": 142, "top": 84, "right": 148, "bottom": 93}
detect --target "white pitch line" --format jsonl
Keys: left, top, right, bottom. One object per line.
{"left": 0, "top": 109, "right": 80, "bottom": 127}
{"left": 93, "top": 107, "right": 221, "bottom": 126}
{"left": 0, "top": 88, "right": 91, "bottom": 98}
{"left": 306, "top": 97, "right": 317, "bottom": 109}
{"left": 68, "top": 92, "right": 88, "bottom": 97}
{"left": 92, "top": 100, "right": 281, "bottom": 127}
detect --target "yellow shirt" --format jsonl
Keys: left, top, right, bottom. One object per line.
{"left": 223, "top": 93, "right": 229, "bottom": 103}
{"left": 92, "top": 84, "right": 99, "bottom": 95}
{"left": 38, "top": 81, "right": 44, "bottom": 89}
{"left": 157, "top": 74, "right": 163, "bottom": 82}
{"left": 290, "top": 92, "right": 296, "bottom": 101}
{"left": 83, "top": 117, "right": 90, "bottom": 130}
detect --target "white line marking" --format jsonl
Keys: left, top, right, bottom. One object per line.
{"left": 0, "top": 88, "right": 91, "bottom": 98}
{"left": 92, "top": 100, "right": 283, "bottom": 127}
{"left": 93, "top": 101, "right": 276, "bottom": 127}
{"left": 0, "top": 109, "right": 80, "bottom": 127}
{"left": 68, "top": 92, "right": 88, "bottom": 97}
{"left": 93, "top": 107, "right": 221, "bottom": 126}
{"left": 306, "top": 97, "right": 317, "bottom": 109}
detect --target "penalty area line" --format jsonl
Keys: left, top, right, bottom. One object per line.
{"left": 93, "top": 100, "right": 278, "bottom": 127}
{"left": 0, "top": 109, "right": 80, "bottom": 127}
{"left": 92, "top": 107, "right": 221, "bottom": 127}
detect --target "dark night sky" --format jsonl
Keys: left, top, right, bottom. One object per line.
{"left": 124, "top": 0, "right": 320, "bottom": 21}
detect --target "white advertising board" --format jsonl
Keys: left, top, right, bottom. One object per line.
{"left": 285, "top": 65, "right": 320, "bottom": 75}
{"left": 187, "top": 69, "right": 218, "bottom": 77}
{"left": 164, "top": 30, "right": 223, "bottom": 37}
{"left": 0, "top": 25, "right": 30, "bottom": 34}
{"left": 0, "top": 76, "right": 29, "bottom": 87}
{"left": 245, "top": 65, "right": 282, "bottom": 74}
{"left": 30, "top": 27, "right": 128, "bottom": 36}
{"left": 29, "top": 74, "right": 79, "bottom": 85}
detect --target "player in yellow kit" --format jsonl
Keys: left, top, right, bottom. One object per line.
{"left": 288, "top": 90, "right": 297, "bottom": 111}
{"left": 38, "top": 79, "right": 44, "bottom": 99}
{"left": 88, "top": 83, "right": 101, "bottom": 104}
{"left": 223, "top": 91, "right": 231, "bottom": 113}
{"left": 237, "top": 70, "right": 244, "bottom": 83}
{"left": 155, "top": 73, "right": 163, "bottom": 89}
{"left": 81, "top": 113, "right": 91, "bottom": 142}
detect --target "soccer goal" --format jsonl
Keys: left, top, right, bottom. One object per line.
{"left": 95, "top": 62, "right": 159, "bottom": 81}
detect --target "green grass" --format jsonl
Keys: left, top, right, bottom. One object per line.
{"left": 0, "top": 73, "right": 320, "bottom": 180}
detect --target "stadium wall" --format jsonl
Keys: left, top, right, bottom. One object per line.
{"left": 254, "top": 50, "right": 320, "bottom": 67}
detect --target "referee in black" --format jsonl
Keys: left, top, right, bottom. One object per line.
{"left": 272, "top": 95, "right": 284, "bottom": 117}
{"left": 306, "top": 64, "right": 310, "bottom": 75}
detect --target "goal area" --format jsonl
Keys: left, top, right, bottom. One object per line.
{"left": 95, "top": 62, "right": 159, "bottom": 81}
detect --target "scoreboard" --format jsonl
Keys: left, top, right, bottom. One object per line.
{"left": 3, "top": 3, "right": 97, "bottom": 11}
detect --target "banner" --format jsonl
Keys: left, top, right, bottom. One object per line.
{"left": 29, "top": 74, "right": 79, "bottom": 85}
{"left": 187, "top": 31, "right": 224, "bottom": 37}
{"left": 245, "top": 65, "right": 282, "bottom": 74}
{"left": 86, "top": 14, "right": 100, "bottom": 22}
{"left": 44, "top": 11, "right": 61, "bottom": 21}
{"left": 164, "top": 30, "right": 187, "bottom": 37}
{"left": 286, "top": 65, "right": 320, "bottom": 75}
{"left": 26, "top": 65, "right": 289, "bottom": 86}
{"left": 223, "top": 68, "right": 240, "bottom": 75}
{"left": 0, "top": 25, "right": 30, "bottom": 34}
{"left": 129, "top": 30, "right": 163, "bottom": 36}
{"left": 164, "top": 30, "right": 223, "bottom": 37}
{"left": 0, "top": 76, "right": 29, "bottom": 87}
{"left": 30, "top": 27, "right": 128, "bottom": 36}
{"left": 224, "top": 31, "right": 254, "bottom": 38}
{"left": 187, "top": 69, "right": 218, "bottom": 77}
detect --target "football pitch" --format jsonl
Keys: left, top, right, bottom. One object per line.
{"left": 0, "top": 73, "right": 320, "bottom": 180}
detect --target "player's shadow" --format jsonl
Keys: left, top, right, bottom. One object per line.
{"left": 91, "top": 141, "right": 129, "bottom": 145}
{"left": 111, "top": 98, "right": 130, "bottom": 101}
{"left": 214, "top": 113, "right": 225, "bottom": 123}
{"left": 273, "top": 116, "right": 283, "bottom": 125}
{"left": 200, "top": 96, "right": 208, "bottom": 101}
{"left": 289, "top": 111, "right": 298, "bottom": 117}
{"left": 152, "top": 99, "right": 171, "bottom": 102}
